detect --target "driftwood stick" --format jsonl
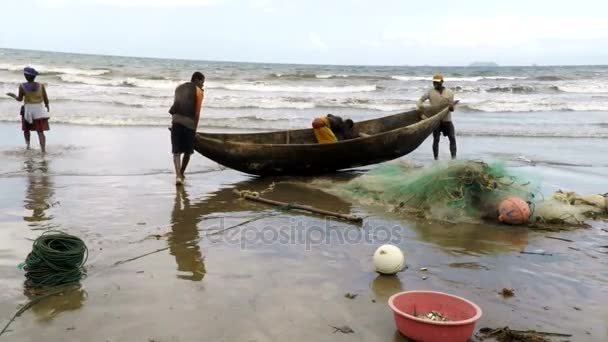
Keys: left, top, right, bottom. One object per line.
{"left": 235, "top": 190, "right": 362, "bottom": 223}
{"left": 545, "top": 235, "right": 574, "bottom": 243}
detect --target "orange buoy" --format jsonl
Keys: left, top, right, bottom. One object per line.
{"left": 498, "top": 197, "right": 531, "bottom": 225}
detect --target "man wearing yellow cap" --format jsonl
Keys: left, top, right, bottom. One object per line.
{"left": 416, "top": 74, "right": 459, "bottom": 160}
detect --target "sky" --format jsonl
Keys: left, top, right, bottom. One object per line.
{"left": 1, "top": 0, "right": 608, "bottom": 66}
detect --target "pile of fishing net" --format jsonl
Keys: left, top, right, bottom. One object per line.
{"left": 340, "top": 161, "right": 607, "bottom": 228}
{"left": 535, "top": 190, "right": 607, "bottom": 226}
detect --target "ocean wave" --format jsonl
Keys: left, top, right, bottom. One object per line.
{"left": 459, "top": 101, "right": 608, "bottom": 113}
{"left": 208, "top": 99, "right": 315, "bottom": 110}
{"left": 486, "top": 85, "right": 536, "bottom": 94}
{"left": 59, "top": 74, "right": 180, "bottom": 88}
{"left": 557, "top": 83, "right": 608, "bottom": 94}
{"left": 52, "top": 98, "right": 147, "bottom": 108}
{"left": 205, "top": 96, "right": 407, "bottom": 111}
{"left": 270, "top": 73, "right": 375, "bottom": 80}
{"left": 458, "top": 129, "right": 608, "bottom": 138}
{"left": 57, "top": 75, "right": 378, "bottom": 93}
{"left": 316, "top": 74, "right": 350, "bottom": 79}
{"left": 1, "top": 115, "right": 606, "bottom": 138}
{"left": 391, "top": 76, "right": 428, "bottom": 81}
{"left": 209, "top": 83, "right": 378, "bottom": 93}
{"left": 0, "top": 63, "right": 110, "bottom": 76}
{"left": 115, "top": 91, "right": 172, "bottom": 99}
{"left": 270, "top": 73, "right": 317, "bottom": 79}
{"left": 0, "top": 114, "right": 301, "bottom": 131}
{"left": 529, "top": 75, "right": 564, "bottom": 81}
{"left": 391, "top": 75, "right": 526, "bottom": 82}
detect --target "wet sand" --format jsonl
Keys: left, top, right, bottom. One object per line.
{"left": 1, "top": 123, "right": 607, "bottom": 341}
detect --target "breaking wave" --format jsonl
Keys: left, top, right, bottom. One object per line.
{"left": 209, "top": 83, "right": 378, "bottom": 93}
{"left": 0, "top": 63, "right": 110, "bottom": 76}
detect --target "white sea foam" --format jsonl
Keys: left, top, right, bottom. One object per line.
{"left": 209, "top": 83, "right": 377, "bottom": 93}
{"left": 458, "top": 127, "right": 608, "bottom": 138}
{"left": 391, "top": 75, "right": 526, "bottom": 82}
{"left": 0, "top": 63, "right": 110, "bottom": 76}
{"left": 316, "top": 74, "right": 349, "bottom": 79}
{"left": 209, "top": 98, "right": 315, "bottom": 110}
{"left": 59, "top": 74, "right": 180, "bottom": 88}
{"left": 462, "top": 100, "right": 608, "bottom": 112}
{"left": 557, "top": 81, "right": 608, "bottom": 94}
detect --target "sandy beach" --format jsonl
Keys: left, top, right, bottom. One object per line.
{"left": 0, "top": 122, "right": 607, "bottom": 341}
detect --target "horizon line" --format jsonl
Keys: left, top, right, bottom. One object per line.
{"left": 1, "top": 46, "right": 607, "bottom": 68}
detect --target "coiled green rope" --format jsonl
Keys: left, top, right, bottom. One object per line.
{"left": 22, "top": 231, "right": 88, "bottom": 288}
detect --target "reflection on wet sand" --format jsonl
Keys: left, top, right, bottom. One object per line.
{"left": 370, "top": 274, "right": 404, "bottom": 302}
{"left": 164, "top": 178, "right": 354, "bottom": 280}
{"left": 408, "top": 220, "right": 530, "bottom": 255}
{"left": 169, "top": 188, "right": 206, "bottom": 281}
{"left": 23, "top": 158, "right": 54, "bottom": 226}
{"left": 25, "top": 285, "right": 87, "bottom": 322}
{"left": 199, "top": 177, "right": 354, "bottom": 217}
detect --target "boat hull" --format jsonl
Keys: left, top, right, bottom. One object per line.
{"left": 194, "top": 107, "right": 449, "bottom": 176}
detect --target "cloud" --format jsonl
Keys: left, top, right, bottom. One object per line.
{"left": 309, "top": 33, "right": 327, "bottom": 49}
{"left": 379, "top": 16, "right": 608, "bottom": 49}
{"left": 38, "top": 0, "right": 223, "bottom": 8}
{"left": 250, "top": 0, "right": 277, "bottom": 14}
{"left": 251, "top": 0, "right": 270, "bottom": 6}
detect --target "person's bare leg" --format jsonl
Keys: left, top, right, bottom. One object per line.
{"left": 180, "top": 153, "right": 191, "bottom": 178}
{"left": 432, "top": 130, "right": 441, "bottom": 160}
{"left": 37, "top": 131, "right": 46, "bottom": 154}
{"left": 173, "top": 154, "right": 183, "bottom": 185}
{"left": 24, "top": 130, "right": 30, "bottom": 149}
{"left": 448, "top": 123, "right": 457, "bottom": 160}
{"left": 448, "top": 134, "right": 457, "bottom": 160}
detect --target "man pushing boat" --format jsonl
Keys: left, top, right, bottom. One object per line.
{"left": 169, "top": 72, "right": 205, "bottom": 186}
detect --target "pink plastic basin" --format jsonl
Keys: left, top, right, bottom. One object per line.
{"left": 388, "top": 291, "right": 482, "bottom": 342}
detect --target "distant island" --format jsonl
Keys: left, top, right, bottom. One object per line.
{"left": 468, "top": 62, "right": 499, "bottom": 67}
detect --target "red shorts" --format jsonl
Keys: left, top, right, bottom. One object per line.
{"left": 21, "top": 116, "right": 50, "bottom": 132}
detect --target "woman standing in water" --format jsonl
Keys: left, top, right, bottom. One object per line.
{"left": 6, "top": 67, "right": 50, "bottom": 153}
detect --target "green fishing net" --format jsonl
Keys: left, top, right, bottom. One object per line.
{"left": 339, "top": 160, "right": 607, "bottom": 227}
{"left": 343, "top": 161, "right": 539, "bottom": 223}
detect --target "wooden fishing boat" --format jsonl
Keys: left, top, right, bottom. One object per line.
{"left": 194, "top": 106, "right": 449, "bottom": 176}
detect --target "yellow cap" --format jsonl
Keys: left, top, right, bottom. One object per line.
{"left": 432, "top": 74, "right": 444, "bottom": 82}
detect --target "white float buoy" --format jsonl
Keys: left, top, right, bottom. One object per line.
{"left": 373, "top": 244, "right": 405, "bottom": 275}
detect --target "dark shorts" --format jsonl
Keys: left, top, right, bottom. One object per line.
{"left": 433, "top": 121, "right": 455, "bottom": 138}
{"left": 171, "top": 123, "right": 195, "bottom": 155}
